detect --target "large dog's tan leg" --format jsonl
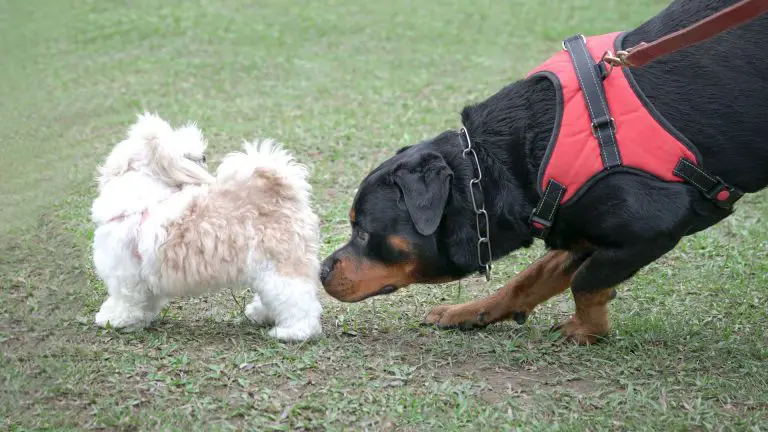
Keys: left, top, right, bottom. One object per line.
{"left": 424, "top": 250, "right": 580, "bottom": 330}
{"left": 552, "top": 288, "right": 615, "bottom": 345}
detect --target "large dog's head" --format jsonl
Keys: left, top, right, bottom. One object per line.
{"left": 96, "top": 113, "right": 214, "bottom": 190}
{"left": 321, "top": 73, "right": 554, "bottom": 301}
{"left": 320, "top": 132, "right": 493, "bottom": 302}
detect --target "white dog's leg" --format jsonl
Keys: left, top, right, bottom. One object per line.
{"left": 94, "top": 282, "right": 166, "bottom": 330}
{"left": 256, "top": 270, "right": 322, "bottom": 341}
{"left": 244, "top": 293, "right": 274, "bottom": 326}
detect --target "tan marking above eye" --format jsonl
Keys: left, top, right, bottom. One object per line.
{"left": 349, "top": 208, "right": 356, "bottom": 223}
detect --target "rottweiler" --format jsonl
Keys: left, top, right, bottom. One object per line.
{"left": 320, "top": 0, "right": 768, "bottom": 344}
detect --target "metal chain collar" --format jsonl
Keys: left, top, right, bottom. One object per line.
{"left": 459, "top": 126, "right": 492, "bottom": 281}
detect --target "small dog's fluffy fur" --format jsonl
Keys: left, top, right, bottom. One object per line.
{"left": 91, "top": 113, "right": 323, "bottom": 341}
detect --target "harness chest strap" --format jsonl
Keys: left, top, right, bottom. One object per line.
{"left": 528, "top": 34, "right": 743, "bottom": 240}
{"left": 673, "top": 158, "right": 743, "bottom": 209}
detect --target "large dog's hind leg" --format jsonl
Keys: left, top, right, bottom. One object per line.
{"left": 424, "top": 250, "right": 585, "bottom": 330}
{"left": 551, "top": 288, "right": 615, "bottom": 345}
{"left": 554, "top": 240, "right": 678, "bottom": 344}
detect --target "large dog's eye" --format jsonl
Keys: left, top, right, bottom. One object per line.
{"left": 201, "top": 155, "right": 206, "bottom": 163}
{"left": 356, "top": 230, "right": 369, "bottom": 244}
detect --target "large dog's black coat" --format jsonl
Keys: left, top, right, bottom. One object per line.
{"left": 321, "top": 0, "right": 767, "bottom": 307}
{"left": 444, "top": 0, "right": 768, "bottom": 295}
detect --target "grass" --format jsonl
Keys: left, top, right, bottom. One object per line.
{"left": 1, "top": 0, "right": 766, "bottom": 430}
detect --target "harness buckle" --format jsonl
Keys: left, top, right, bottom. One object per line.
{"left": 591, "top": 116, "right": 615, "bottom": 137}
{"left": 705, "top": 180, "right": 742, "bottom": 209}
{"left": 528, "top": 211, "right": 553, "bottom": 239}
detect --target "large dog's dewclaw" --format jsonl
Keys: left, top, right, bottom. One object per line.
{"left": 511, "top": 311, "right": 527, "bottom": 325}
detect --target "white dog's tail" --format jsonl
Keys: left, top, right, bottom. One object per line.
{"left": 129, "top": 113, "right": 215, "bottom": 186}
{"left": 215, "top": 139, "right": 311, "bottom": 200}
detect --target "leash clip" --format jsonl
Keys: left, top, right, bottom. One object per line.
{"left": 601, "top": 49, "right": 631, "bottom": 67}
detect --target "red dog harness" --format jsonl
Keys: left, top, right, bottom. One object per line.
{"left": 525, "top": 32, "right": 743, "bottom": 239}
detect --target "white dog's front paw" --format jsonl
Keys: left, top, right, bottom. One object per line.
{"left": 268, "top": 319, "right": 322, "bottom": 342}
{"left": 245, "top": 298, "right": 273, "bottom": 326}
{"left": 94, "top": 297, "right": 155, "bottom": 330}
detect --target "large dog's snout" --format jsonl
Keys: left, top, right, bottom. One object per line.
{"left": 320, "top": 245, "right": 427, "bottom": 302}
{"left": 320, "top": 256, "right": 337, "bottom": 285}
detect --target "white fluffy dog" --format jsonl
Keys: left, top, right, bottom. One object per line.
{"left": 91, "top": 113, "right": 323, "bottom": 341}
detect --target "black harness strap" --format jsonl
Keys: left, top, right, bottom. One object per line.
{"left": 673, "top": 158, "right": 743, "bottom": 209}
{"left": 563, "top": 34, "right": 622, "bottom": 169}
{"left": 530, "top": 35, "right": 621, "bottom": 240}
{"left": 529, "top": 179, "right": 566, "bottom": 239}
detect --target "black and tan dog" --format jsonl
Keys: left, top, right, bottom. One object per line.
{"left": 320, "top": 0, "right": 768, "bottom": 344}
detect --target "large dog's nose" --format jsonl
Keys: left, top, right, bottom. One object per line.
{"left": 320, "top": 256, "right": 337, "bottom": 285}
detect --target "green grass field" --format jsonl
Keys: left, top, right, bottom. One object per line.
{"left": 1, "top": 0, "right": 766, "bottom": 430}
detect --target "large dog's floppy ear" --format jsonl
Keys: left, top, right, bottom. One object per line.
{"left": 392, "top": 151, "right": 453, "bottom": 236}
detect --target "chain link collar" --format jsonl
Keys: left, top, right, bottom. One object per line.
{"left": 459, "top": 126, "right": 492, "bottom": 281}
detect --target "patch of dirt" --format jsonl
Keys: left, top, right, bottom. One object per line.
{"left": 286, "top": 324, "right": 604, "bottom": 405}
{"left": 426, "top": 361, "right": 600, "bottom": 404}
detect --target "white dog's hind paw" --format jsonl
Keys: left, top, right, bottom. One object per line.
{"left": 245, "top": 297, "right": 273, "bottom": 326}
{"left": 268, "top": 320, "right": 322, "bottom": 342}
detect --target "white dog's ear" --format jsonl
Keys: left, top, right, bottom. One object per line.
{"left": 147, "top": 142, "right": 215, "bottom": 186}
{"left": 175, "top": 123, "right": 208, "bottom": 156}
{"left": 133, "top": 113, "right": 215, "bottom": 186}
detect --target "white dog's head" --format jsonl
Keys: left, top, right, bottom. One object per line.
{"left": 97, "top": 113, "right": 215, "bottom": 190}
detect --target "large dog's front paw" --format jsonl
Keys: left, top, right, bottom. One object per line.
{"left": 423, "top": 304, "right": 488, "bottom": 331}
{"left": 551, "top": 316, "right": 608, "bottom": 345}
